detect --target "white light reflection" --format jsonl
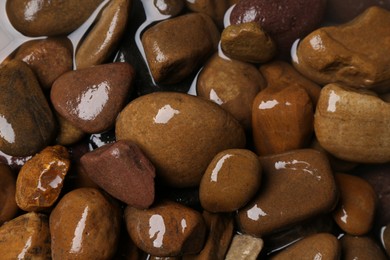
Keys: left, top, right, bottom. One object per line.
{"left": 153, "top": 104, "right": 180, "bottom": 124}
{"left": 17, "top": 236, "right": 32, "bottom": 260}
{"left": 259, "top": 100, "right": 279, "bottom": 109}
{"left": 211, "top": 154, "right": 232, "bottom": 182}
{"left": 149, "top": 214, "right": 165, "bottom": 248}
{"left": 247, "top": 204, "right": 267, "bottom": 221}
{"left": 209, "top": 89, "right": 224, "bottom": 105}
{"left": 0, "top": 115, "right": 15, "bottom": 143}
{"left": 327, "top": 90, "right": 340, "bottom": 113}
{"left": 70, "top": 206, "right": 89, "bottom": 253}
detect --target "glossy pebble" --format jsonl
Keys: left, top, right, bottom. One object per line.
{"left": 340, "top": 235, "right": 388, "bottom": 260}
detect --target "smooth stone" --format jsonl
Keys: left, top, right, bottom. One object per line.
{"left": 116, "top": 92, "right": 245, "bottom": 187}
{"left": 0, "top": 60, "right": 56, "bottom": 156}
{"left": 124, "top": 200, "right": 207, "bottom": 257}
{"left": 80, "top": 140, "right": 156, "bottom": 208}
{"left": 332, "top": 173, "right": 377, "bottom": 236}
{"left": 0, "top": 163, "right": 18, "bottom": 225}
{"left": 340, "top": 235, "right": 388, "bottom": 260}
{"left": 293, "top": 7, "right": 390, "bottom": 93}
{"left": 252, "top": 85, "right": 314, "bottom": 156}
{"left": 6, "top": 0, "right": 104, "bottom": 37}
{"left": 51, "top": 62, "right": 135, "bottom": 134}
{"left": 221, "top": 22, "right": 276, "bottom": 63}
{"left": 237, "top": 149, "right": 338, "bottom": 237}
{"left": 0, "top": 212, "right": 51, "bottom": 258}
{"left": 141, "top": 13, "right": 219, "bottom": 84}
{"left": 14, "top": 37, "right": 73, "bottom": 89}
{"left": 326, "top": 0, "right": 390, "bottom": 23}
{"left": 155, "top": 0, "right": 184, "bottom": 16}
{"left": 259, "top": 61, "right": 321, "bottom": 106}
{"left": 381, "top": 224, "right": 390, "bottom": 256}
{"left": 230, "top": 0, "right": 326, "bottom": 58}
{"left": 183, "top": 212, "right": 234, "bottom": 260}
{"left": 185, "top": 0, "right": 238, "bottom": 27}
{"left": 55, "top": 113, "right": 86, "bottom": 146}
{"left": 50, "top": 188, "right": 121, "bottom": 260}
{"left": 196, "top": 54, "right": 265, "bottom": 129}
{"left": 76, "top": 0, "right": 131, "bottom": 69}
{"left": 314, "top": 83, "right": 390, "bottom": 163}
{"left": 15, "top": 145, "right": 70, "bottom": 212}
{"left": 199, "top": 149, "right": 261, "bottom": 212}
{"left": 270, "top": 233, "right": 340, "bottom": 260}
{"left": 225, "top": 234, "right": 264, "bottom": 260}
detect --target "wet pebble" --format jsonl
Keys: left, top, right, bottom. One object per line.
{"left": 199, "top": 149, "right": 261, "bottom": 212}
{"left": 340, "top": 235, "right": 388, "bottom": 260}
{"left": 51, "top": 62, "right": 135, "bottom": 134}
{"left": 124, "top": 200, "right": 207, "bottom": 257}
{"left": 0, "top": 163, "right": 18, "bottom": 225}
{"left": 154, "top": 0, "right": 184, "bottom": 16}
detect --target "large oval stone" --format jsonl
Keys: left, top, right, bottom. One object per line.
{"left": 116, "top": 92, "right": 246, "bottom": 187}
{"left": 0, "top": 60, "right": 56, "bottom": 156}
{"left": 6, "top": 0, "right": 104, "bottom": 37}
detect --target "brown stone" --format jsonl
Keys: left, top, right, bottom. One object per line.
{"left": 0, "top": 163, "right": 18, "bottom": 225}
{"left": 0, "top": 212, "right": 51, "bottom": 259}
{"left": 15, "top": 145, "right": 70, "bottom": 212}
{"left": 124, "top": 200, "right": 207, "bottom": 257}
{"left": 293, "top": 7, "right": 390, "bottom": 93}
{"left": 340, "top": 235, "right": 387, "bottom": 260}
{"left": 50, "top": 188, "right": 121, "bottom": 260}
{"left": 333, "top": 173, "right": 377, "bottom": 236}
{"left": 76, "top": 0, "right": 131, "bottom": 69}
{"left": 237, "top": 149, "right": 338, "bottom": 237}
{"left": 154, "top": 0, "right": 184, "bottom": 16}
{"left": 80, "top": 140, "right": 156, "bottom": 208}
{"left": 142, "top": 13, "right": 219, "bottom": 84}
{"left": 116, "top": 92, "right": 245, "bottom": 188}
{"left": 0, "top": 60, "right": 56, "bottom": 156}
{"left": 55, "top": 113, "right": 86, "bottom": 146}
{"left": 196, "top": 54, "right": 265, "bottom": 129}
{"left": 6, "top": 0, "right": 104, "bottom": 36}
{"left": 252, "top": 85, "right": 314, "bottom": 156}
{"left": 199, "top": 149, "right": 261, "bottom": 212}
{"left": 314, "top": 83, "right": 390, "bottom": 163}
{"left": 270, "top": 233, "right": 341, "bottom": 260}
{"left": 225, "top": 234, "right": 264, "bottom": 260}
{"left": 51, "top": 62, "right": 135, "bottom": 134}
{"left": 221, "top": 22, "right": 276, "bottom": 63}
{"left": 14, "top": 37, "right": 73, "bottom": 89}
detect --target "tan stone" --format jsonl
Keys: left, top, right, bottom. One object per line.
{"left": 225, "top": 234, "right": 264, "bottom": 260}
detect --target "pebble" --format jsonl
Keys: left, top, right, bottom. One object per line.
{"left": 15, "top": 145, "right": 70, "bottom": 212}
{"left": 314, "top": 83, "right": 390, "bottom": 163}
{"left": 0, "top": 212, "right": 51, "bottom": 259}
{"left": 14, "top": 37, "right": 73, "bottom": 89}
{"left": 0, "top": 163, "right": 18, "bottom": 225}
{"left": 270, "top": 233, "right": 340, "bottom": 260}
{"left": 237, "top": 149, "right": 338, "bottom": 237}
{"left": 0, "top": 60, "right": 56, "bottom": 156}
{"left": 230, "top": 0, "right": 327, "bottom": 58}
{"left": 55, "top": 113, "right": 86, "bottom": 146}
{"left": 221, "top": 22, "right": 276, "bottom": 63}
{"left": 293, "top": 6, "right": 390, "bottom": 93}
{"left": 154, "top": 0, "right": 184, "bottom": 16}
{"left": 124, "top": 200, "right": 207, "bottom": 257}
{"left": 116, "top": 92, "right": 246, "bottom": 188}
{"left": 186, "top": 0, "right": 237, "bottom": 27}
{"left": 51, "top": 62, "right": 135, "bottom": 134}
{"left": 6, "top": 0, "right": 104, "bottom": 36}
{"left": 50, "top": 188, "right": 121, "bottom": 260}
{"left": 199, "top": 149, "right": 261, "bottom": 212}
{"left": 80, "top": 140, "right": 156, "bottom": 209}
{"left": 196, "top": 53, "right": 265, "bottom": 129}
{"left": 76, "top": 0, "right": 131, "bottom": 69}
{"left": 141, "top": 13, "right": 219, "bottom": 84}
{"left": 340, "top": 235, "right": 388, "bottom": 260}
{"left": 225, "top": 234, "right": 264, "bottom": 260}
{"left": 332, "top": 173, "right": 377, "bottom": 236}
{"left": 252, "top": 85, "right": 314, "bottom": 156}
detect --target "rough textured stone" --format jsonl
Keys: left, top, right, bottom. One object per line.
{"left": 340, "top": 235, "right": 387, "bottom": 260}
{"left": 124, "top": 200, "right": 207, "bottom": 257}
{"left": 116, "top": 92, "right": 245, "bottom": 187}
{"left": 50, "top": 188, "right": 121, "bottom": 260}
{"left": 221, "top": 22, "right": 276, "bottom": 63}
{"left": 51, "top": 62, "right": 135, "bottom": 134}
{"left": 0, "top": 60, "right": 56, "bottom": 156}
{"left": 80, "top": 140, "right": 156, "bottom": 208}
{"left": 293, "top": 7, "right": 390, "bottom": 93}
{"left": 76, "top": 0, "right": 131, "bottom": 69}
{"left": 333, "top": 173, "right": 377, "bottom": 236}
{"left": 237, "top": 149, "right": 338, "bottom": 237}
{"left": 6, "top": 0, "right": 104, "bottom": 36}
{"left": 225, "top": 234, "right": 264, "bottom": 260}
{"left": 314, "top": 83, "right": 390, "bottom": 163}
{"left": 15, "top": 145, "right": 70, "bottom": 212}
{"left": 0, "top": 163, "right": 18, "bottom": 225}
{"left": 199, "top": 149, "right": 261, "bottom": 212}
{"left": 196, "top": 54, "right": 265, "bottom": 129}
{"left": 142, "top": 13, "right": 219, "bottom": 84}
